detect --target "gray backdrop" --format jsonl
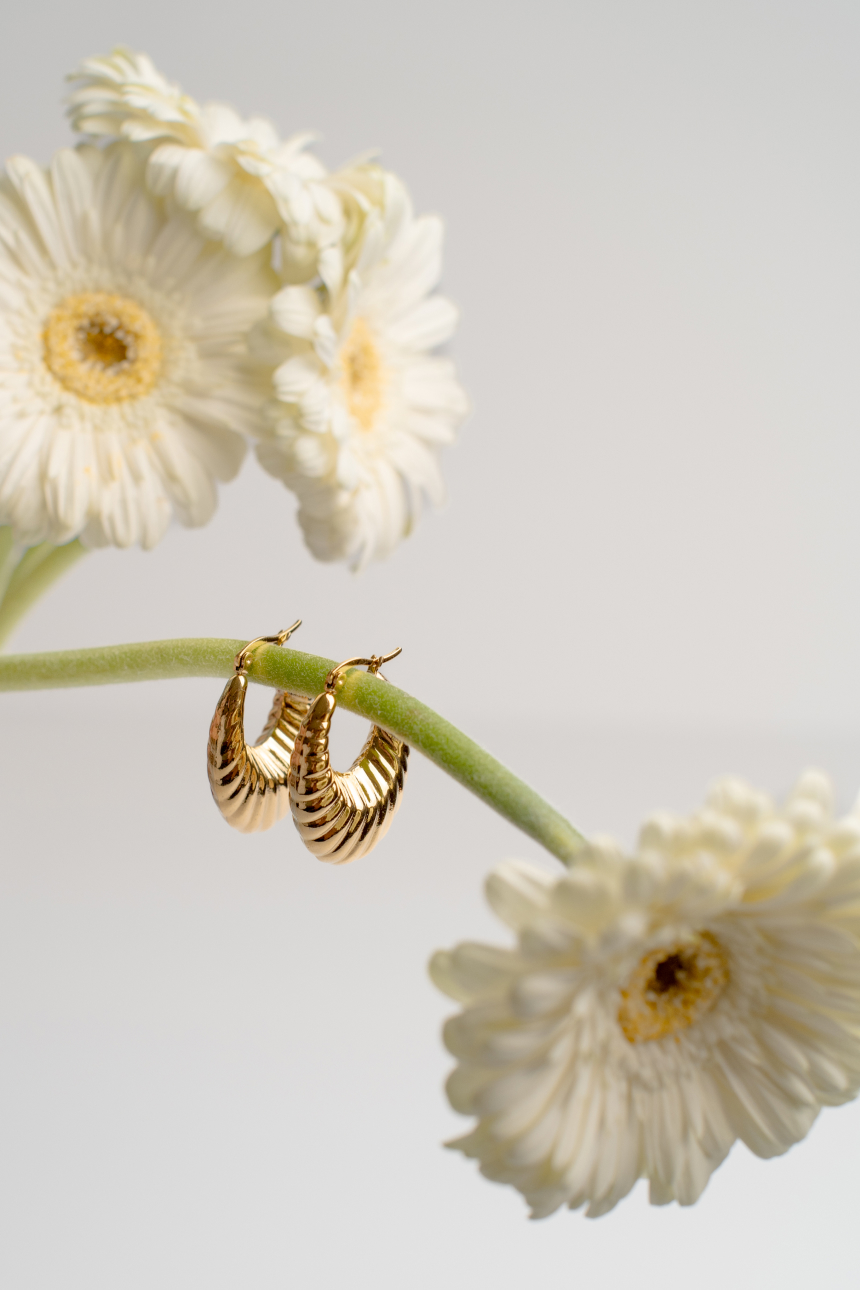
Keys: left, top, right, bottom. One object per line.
{"left": 2, "top": 2, "right": 860, "bottom": 1286}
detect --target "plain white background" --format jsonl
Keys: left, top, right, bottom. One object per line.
{"left": 3, "top": 1, "right": 860, "bottom": 1286}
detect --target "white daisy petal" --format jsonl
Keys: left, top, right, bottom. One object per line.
{"left": 0, "top": 142, "right": 276, "bottom": 549}
{"left": 198, "top": 174, "right": 279, "bottom": 256}
{"left": 170, "top": 148, "right": 232, "bottom": 212}
{"left": 253, "top": 180, "right": 467, "bottom": 568}
{"left": 68, "top": 47, "right": 199, "bottom": 143}
{"left": 68, "top": 47, "right": 336, "bottom": 271}
{"left": 273, "top": 354, "right": 323, "bottom": 402}
{"left": 380, "top": 214, "right": 445, "bottom": 308}
{"left": 432, "top": 772, "right": 860, "bottom": 1218}
{"left": 6, "top": 155, "right": 71, "bottom": 269}
{"left": 386, "top": 296, "right": 459, "bottom": 350}
{"left": 485, "top": 860, "right": 556, "bottom": 931}
{"left": 270, "top": 285, "right": 322, "bottom": 340}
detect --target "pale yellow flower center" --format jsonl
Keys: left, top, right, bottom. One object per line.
{"left": 618, "top": 932, "right": 729, "bottom": 1043}
{"left": 340, "top": 317, "right": 385, "bottom": 431}
{"left": 43, "top": 291, "right": 162, "bottom": 404}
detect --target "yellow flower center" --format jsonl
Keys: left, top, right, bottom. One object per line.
{"left": 340, "top": 317, "right": 385, "bottom": 431}
{"left": 618, "top": 932, "right": 729, "bottom": 1044}
{"left": 43, "top": 291, "right": 162, "bottom": 404}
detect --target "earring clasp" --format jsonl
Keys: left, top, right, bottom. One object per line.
{"left": 234, "top": 619, "right": 302, "bottom": 674}
{"left": 325, "top": 646, "right": 402, "bottom": 690}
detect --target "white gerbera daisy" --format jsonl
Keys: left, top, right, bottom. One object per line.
{"left": 253, "top": 180, "right": 469, "bottom": 568}
{"left": 0, "top": 143, "right": 275, "bottom": 549}
{"left": 430, "top": 771, "right": 860, "bottom": 1219}
{"left": 67, "top": 47, "right": 342, "bottom": 263}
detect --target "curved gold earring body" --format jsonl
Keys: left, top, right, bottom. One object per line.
{"left": 289, "top": 651, "right": 409, "bottom": 864}
{"left": 208, "top": 622, "right": 310, "bottom": 834}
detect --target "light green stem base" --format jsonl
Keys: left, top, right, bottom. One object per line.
{"left": 0, "top": 639, "right": 585, "bottom": 864}
{"left": 0, "top": 539, "right": 88, "bottom": 647}
{"left": 0, "top": 528, "right": 20, "bottom": 604}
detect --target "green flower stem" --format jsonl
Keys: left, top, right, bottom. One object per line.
{"left": 0, "top": 527, "right": 20, "bottom": 604}
{"left": 0, "top": 637, "right": 585, "bottom": 864}
{"left": 0, "top": 540, "right": 88, "bottom": 648}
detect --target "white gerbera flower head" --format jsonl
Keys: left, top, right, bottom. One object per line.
{"left": 253, "top": 176, "right": 469, "bottom": 569}
{"left": 0, "top": 143, "right": 276, "bottom": 549}
{"left": 68, "top": 47, "right": 342, "bottom": 262}
{"left": 430, "top": 771, "right": 860, "bottom": 1219}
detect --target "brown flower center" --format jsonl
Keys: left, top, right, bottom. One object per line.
{"left": 618, "top": 932, "right": 729, "bottom": 1043}
{"left": 43, "top": 291, "right": 162, "bottom": 403}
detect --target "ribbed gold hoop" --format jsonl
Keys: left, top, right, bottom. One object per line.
{"left": 207, "top": 621, "right": 310, "bottom": 833}
{"left": 288, "top": 649, "right": 409, "bottom": 864}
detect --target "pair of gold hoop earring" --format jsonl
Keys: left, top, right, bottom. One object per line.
{"left": 207, "top": 621, "right": 409, "bottom": 864}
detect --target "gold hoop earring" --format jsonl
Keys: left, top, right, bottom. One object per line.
{"left": 289, "top": 649, "right": 409, "bottom": 864}
{"left": 207, "top": 621, "right": 309, "bottom": 834}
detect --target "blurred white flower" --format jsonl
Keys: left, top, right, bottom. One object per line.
{"left": 431, "top": 771, "right": 860, "bottom": 1218}
{"left": 67, "top": 47, "right": 342, "bottom": 263}
{"left": 0, "top": 143, "right": 275, "bottom": 549}
{"left": 315, "top": 164, "right": 402, "bottom": 295}
{"left": 254, "top": 178, "right": 469, "bottom": 568}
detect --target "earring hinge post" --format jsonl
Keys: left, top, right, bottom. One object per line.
{"left": 325, "top": 647, "right": 402, "bottom": 690}
{"left": 234, "top": 619, "right": 302, "bottom": 673}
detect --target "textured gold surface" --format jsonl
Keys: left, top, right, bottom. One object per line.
{"left": 289, "top": 658, "right": 409, "bottom": 864}
{"left": 207, "top": 625, "right": 309, "bottom": 834}
{"left": 208, "top": 675, "right": 311, "bottom": 833}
